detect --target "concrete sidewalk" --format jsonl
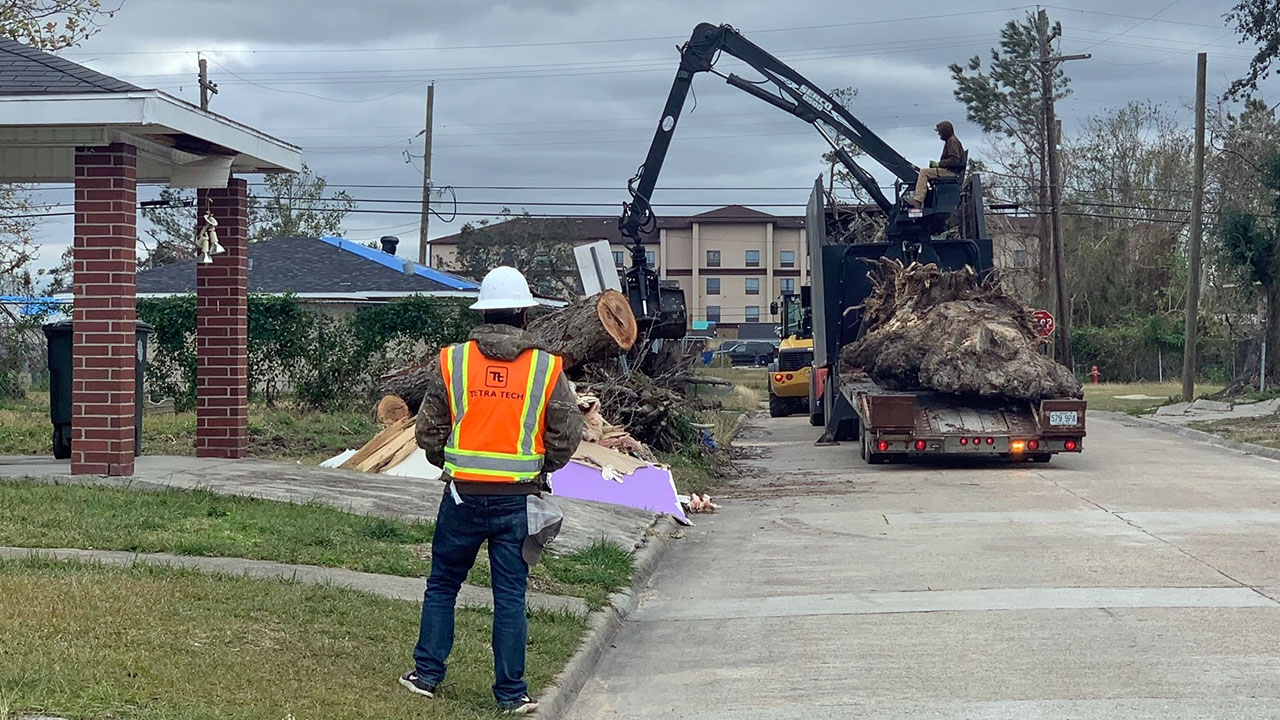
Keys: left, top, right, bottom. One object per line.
{"left": 0, "top": 546, "right": 589, "bottom": 614}
{"left": 0, "top": 454, "right": 657, "bottom": 556}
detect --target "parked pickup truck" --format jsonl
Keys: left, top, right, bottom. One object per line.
{"left": 841, "top": 371, "right": 1086, "bottom": 464}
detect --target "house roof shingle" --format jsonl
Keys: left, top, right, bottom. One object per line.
{"left": 0, "top": 37, "right": 143, "bottom": 95}
{"left": 137, "top": 236, "right": 479, "bottom": 296}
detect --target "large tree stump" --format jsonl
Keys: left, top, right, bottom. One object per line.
{"left": 528, "top": 289, "right": 637, "bottom": 368}
{"left": 843, "top": 260, "right": 1082, "bottom": 401}
{"left": 379, "top": 290, "right": 637, "bottom": 413}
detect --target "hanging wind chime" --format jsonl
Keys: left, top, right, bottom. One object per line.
{"left": 195, "top": 209, "right": 225, "bottom": 264}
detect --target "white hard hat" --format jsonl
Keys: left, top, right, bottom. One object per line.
{"left": 470, "top": 266, "right": 539, "bottom": 310}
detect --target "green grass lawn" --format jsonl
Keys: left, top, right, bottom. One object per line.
{"left": 0, "top": 391, "right": 377, "bottom": 464}
{"left": 1082, "top": 381, "right": 1224, "bottom": 414}
{"left": 0, "top": 558, "right": 585, "bottom": 720}
{"left": 0, "top": 480, "right": 631, "bottom": 608}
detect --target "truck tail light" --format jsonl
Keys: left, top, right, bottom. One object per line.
{"left": 960, "top": 437, "right": 968, "bottom": 445}
{"left": 785, "top": 373, "right": 793, "bottom": 381}
{"left": 876, "top": 440, "right": 889, "bottom": 452}
{"left": 774, "top": 373, "right": 783, "bottom": 382}
{"left": 973, "top": 436, "right": 981, "bottom": 445}
{"left": 913, "top": 439, "right": 927, "bottom": 451}
{"left": 985, "top": 437, "right": 995, "bottom": 445}
{"left": 1065, "top": 439, "right": 1078, "bottom": 451}
{"left": 1027, "top": 439, "right": 1039, "bottom": 451}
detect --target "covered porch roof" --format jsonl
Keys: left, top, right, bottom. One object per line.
{"left": 0, "top": 37, "right": 300, "bottom": 185}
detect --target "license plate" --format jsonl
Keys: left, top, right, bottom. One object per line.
{"left": 1049, "top": 410, "right": 1079, "bottom": 426}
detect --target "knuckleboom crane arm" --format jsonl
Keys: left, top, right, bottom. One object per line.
{"left": 618, "top": 23, "right": 921, "bottom": 336}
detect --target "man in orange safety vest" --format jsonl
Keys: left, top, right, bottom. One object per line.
{"left": 400, "top": 266, "right": 582, "bottom": 715}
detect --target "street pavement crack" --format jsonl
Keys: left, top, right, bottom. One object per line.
{"left": 1047, "top": 477, "right": 1280, "bottom": 604}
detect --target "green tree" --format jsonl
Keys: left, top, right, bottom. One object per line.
{"left": 950, "top": 10, "right": 1071, "bottom": 303}
{"left": 249, "top": 163, "right": 357, "bottom": 242}
{"left": 1224, "top": 0, "right": 1280, "bottom": 100}
{"left": 1, "top": 0, "right": 117, "bottom": 51}
{"left": 2, "top": 0, "right": 119, "bottom": 287}
{"left": 443, "top": 209, "right": 579, "bottom": 298}
{"left": 1217, "top": 150, "right": 1280, "bottom": 383}
{"left": 1061, "top": 102, "right": 1192, "bottom": 326}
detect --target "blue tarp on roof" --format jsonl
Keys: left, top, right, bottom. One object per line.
{"left": 0, "top": 295, "right": 68, "bottom": 317}
{"left": 315, "top": 236, "right": 478, "bottom": 291}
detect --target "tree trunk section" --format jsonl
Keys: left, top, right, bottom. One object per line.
{"left": 527, "top": 289, "right": 637, "bottom": 368}
{"left": 379, "top": 290, "right": 637, "bottom": 414}
{"left": 378, "top": 364, "right": 436, "bottom": 416}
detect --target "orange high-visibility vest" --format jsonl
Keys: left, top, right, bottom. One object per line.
{"left": 439, "top": 341, "right": 563, "bottom": 483}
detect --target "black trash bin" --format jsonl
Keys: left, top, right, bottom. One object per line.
{"left": 42, "top": 320, "right": 155, "bottom": 459}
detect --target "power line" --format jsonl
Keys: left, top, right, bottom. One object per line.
{"left": 64, "top": 7, "right": 1036, "bottom": 57}
{"left": 1074, "top": 0, "right": 1183, "bottom": 53}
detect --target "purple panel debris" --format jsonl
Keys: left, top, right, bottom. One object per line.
{"left": 551, "top": 460, "right": 690, "bottom": 525}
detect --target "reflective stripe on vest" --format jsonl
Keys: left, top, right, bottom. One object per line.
{"left": 439, "top": 341, "right": 561, "bottom": 482}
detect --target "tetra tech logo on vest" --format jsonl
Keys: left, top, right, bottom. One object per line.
{"left": 471, "top": 365, "right": 526, "bottom": 400}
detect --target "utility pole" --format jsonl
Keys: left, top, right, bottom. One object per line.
{"left": 417, "top": 83, "right": 435, "bottom": 266}
{"left": 1181, "top": 53, "right": 1208, "bottom": 401}
{"left": 197, "top": 55, "right": 218, "bottom": 111}
{"left": 1034, "top": 8, "right": 1089, "bottom": 371}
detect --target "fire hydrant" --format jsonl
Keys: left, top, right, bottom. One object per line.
{"left": 1089, "top": 365, "right": 1101, "bottom": 384}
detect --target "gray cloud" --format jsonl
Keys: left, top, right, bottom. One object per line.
{"left": 24, "top": 0, "right": 1261, "bottom": 279}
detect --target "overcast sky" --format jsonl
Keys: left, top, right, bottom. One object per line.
{"left": 20, "top": 0, "right": 1270, "bottom": 281}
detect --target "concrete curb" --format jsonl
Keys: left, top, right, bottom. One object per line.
{"left": 0, "top": 546, "right": 589, "bottom": 615}
{"left": 537, "top": 513, "right": 679, "bottom": 718}
{"left": 1111, "top": 412, "right": 1280, "bottom": 463}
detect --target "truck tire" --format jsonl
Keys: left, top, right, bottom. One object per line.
{"left": 768, "top": 390, "right": 790, "bottom": 417}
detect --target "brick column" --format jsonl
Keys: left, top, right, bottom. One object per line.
{"left": 72, "top": 143, "right": 138, "bottom": 476}
{"left": 196, "top": 178, "right": 250, "bottom": 458}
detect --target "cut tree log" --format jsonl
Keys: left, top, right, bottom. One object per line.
{"left": 379, "top": 290, "right": 638, "bottom": 414}
{"left": 842, "top": 259, "right": 1082, "bottom": 401}
{"left": 339, "top": 416, "right": 415, "bottom": 473}
{"left": 375, "top": 394, "right": 410, "bottom": 425}
{"left": 527, "top": 288, "right": 637, "bottom": 368}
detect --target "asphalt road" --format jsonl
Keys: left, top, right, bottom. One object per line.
{"left": 566, "top": 412, "right": 1280, "bottom": 719}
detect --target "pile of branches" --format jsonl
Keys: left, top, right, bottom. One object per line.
{"left": 378, "top": 289, "right": 713, "bottom": 455}
{"left": 842, "top": 259, "right": 1081, "bottom": 401}
{"left": 572, "top": 342, "right": 709, "bottom": 454}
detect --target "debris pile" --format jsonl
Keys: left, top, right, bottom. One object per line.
{"left": 842, "top": 259, "right": 1082, "bottom": 401}
{"left": 369, "top": 288, "right": 718, "bottom": 459}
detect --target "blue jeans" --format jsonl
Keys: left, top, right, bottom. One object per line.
{"left": 414, "top": 491, "right": 530, "bottom": 704}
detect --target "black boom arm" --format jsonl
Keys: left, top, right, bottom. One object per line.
{"left": 619, "top": 22, "right": 919, "bottom": 252}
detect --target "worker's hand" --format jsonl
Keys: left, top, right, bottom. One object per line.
{"left": 929, "top": 161, "right": 939, "bottom": 169}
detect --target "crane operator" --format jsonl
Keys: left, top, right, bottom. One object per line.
{"left": 908, "top": 121, "right": 965, "bottom": 208}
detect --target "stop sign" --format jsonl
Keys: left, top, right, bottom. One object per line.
{"left": 1032, "top": 309, "right": 1055, "bottom": 337}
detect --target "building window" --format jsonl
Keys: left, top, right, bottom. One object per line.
{"left": 612, "top": 250, "right": 624, "bottom": 267}
{"left": 1012, "top": 248, "right": 1029, "bottom": 267}
{"left": 706, "top": 277, "right": 720, "bottom": 295}
{"left": 706, "top": 305, "right": 721, "bottom": 323}
{"left": 745, "top": 306, "right": 760, "bottom": 323}
{"left": 706, "top": 249, "right": 721, "bottom": 267}
{"left": 780, "top": 278, "right": 795, "bottom": 294}
{"left": 745, "top": 249, "right": 760, "bottom": 267}
{"left": 780, "top": 250, "right": 796, "bottom": 268}
{"left": 745, "top": 277, "right": 760, "bottom": 295}
{"left": 646, "top": 250, "right": 656, "bottom": 266}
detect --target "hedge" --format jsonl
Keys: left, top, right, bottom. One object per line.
{"left": 137, "top": 294, "right": 475, "bottom": 411}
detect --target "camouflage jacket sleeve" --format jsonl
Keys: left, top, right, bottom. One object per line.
{"left": 541, "top": 369, "right": 584, "bottom": 474}
{"left": 414, "top": 357, "right": 451, "bottom": 468}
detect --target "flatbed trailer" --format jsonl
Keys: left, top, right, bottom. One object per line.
{"left": 840, "top": 372, "right": 1086, "bottom": 464}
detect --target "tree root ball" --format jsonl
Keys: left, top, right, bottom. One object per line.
{"left": 843, "top": 260, "right": 1082, "bottom": 401}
